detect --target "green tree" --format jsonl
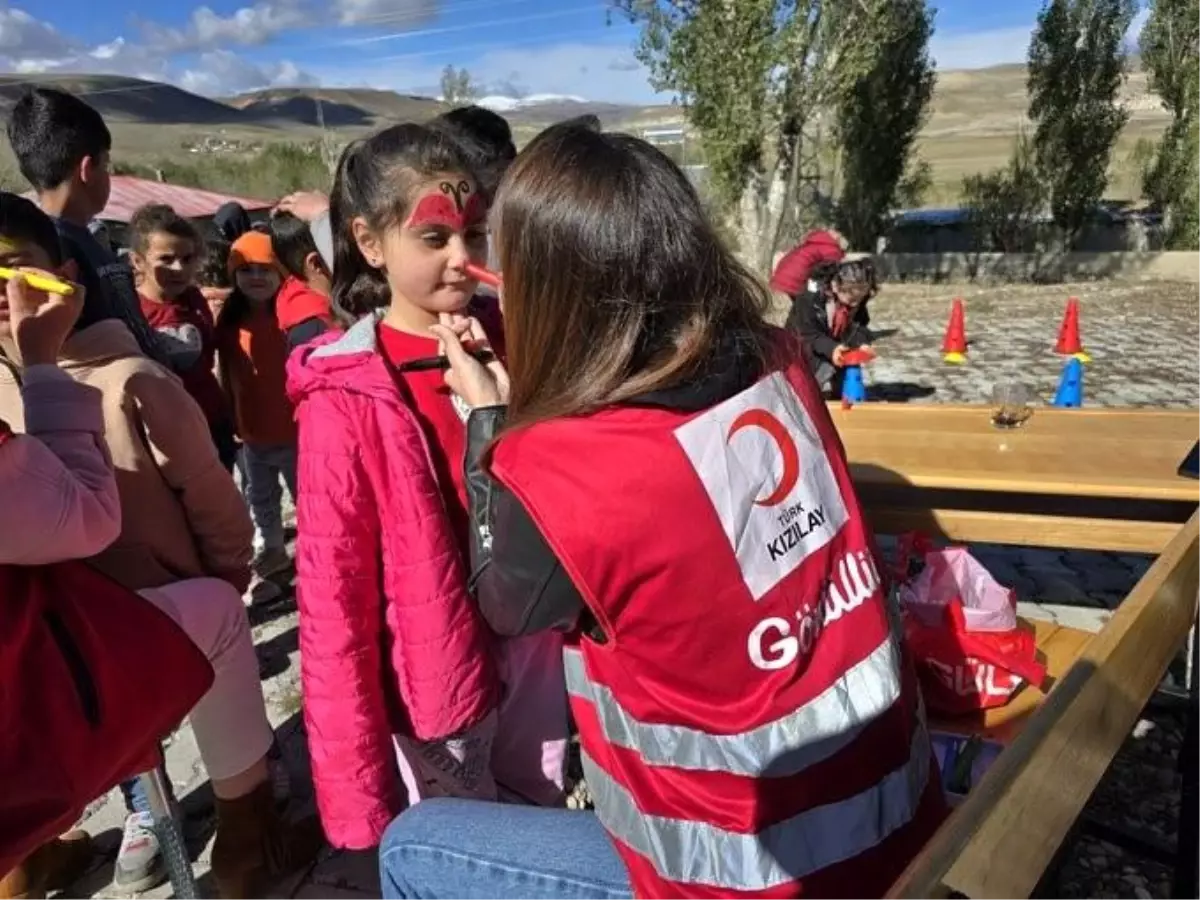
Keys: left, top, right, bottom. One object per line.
{"left": 961, "top": 131, "right": 1046, "bottom": 253}
{"left": 834, "top": 0, "right": 936, "bottom": 250}
{"left": 1027, "top": 0, "right": 1135, "bottom": 247}
{"left": 615, "top": 0, "right": 893, "bottom": 274}
{"left": 440, "top": 66, "right": 477, "bottom": 104}
{"left": 1139, "top": 0, "right": 1199, "bottom": 248}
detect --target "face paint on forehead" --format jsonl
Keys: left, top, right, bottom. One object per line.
{"left": 406, "top": 179, "right": 487, "bottom": 231}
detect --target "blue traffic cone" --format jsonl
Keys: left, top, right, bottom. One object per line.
{"left": 842, "top": 365, "right": 867, "bottom": 404}
{"left": 1052, "top": 358, "right": 1084, "bottom": 408}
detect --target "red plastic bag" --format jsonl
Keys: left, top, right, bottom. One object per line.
{"left": 896, "top": 539, "right": 1047, "bottom": 716}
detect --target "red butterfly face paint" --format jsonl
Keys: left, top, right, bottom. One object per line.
{"left": 406, "top": 179, "right": 487, "bottom": 231}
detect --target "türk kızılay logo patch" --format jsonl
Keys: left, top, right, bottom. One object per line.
{"left": 674, "top": 372, "right": 848, "bottom": 600}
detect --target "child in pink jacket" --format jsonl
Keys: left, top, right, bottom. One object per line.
{"left": 287, "top": 123, "right": 568, "bottom": 850}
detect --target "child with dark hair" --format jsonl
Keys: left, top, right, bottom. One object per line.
{"left": 431, "top": 106, "right": 517, "bottom": 201}
{"left": 286, "top": 123, "right": 567, "bottom": 852}
{"left": 214, "top": 232, "right": 297, "bottom": 594}
{"left": 130, "top": 204, "right": 237, "bottom": 471}
{"left": 268, "top": 211, "right": 335, "bottom": 349}
{"left": 430, "top": 105, "right": 517, "bottom": 298}
{"left": 214, "top": 202, "right": 252, "bottom": 243}
{"left": 785, "top": 255, "right": 878, "bottom": 396}
{"left": 198, "top": 238, "right": 233, "bottom": 317}
{"left": 6, "top": 87, "right": 169, "bottom": 368}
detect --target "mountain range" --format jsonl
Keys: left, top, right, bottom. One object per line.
{"left": 0, "top": 64, "right": 1171, "bottom": 201}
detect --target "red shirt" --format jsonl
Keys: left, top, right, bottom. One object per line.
{"left": 376, "top": 298, "right": 504, "bottom": 556}
{"left": 139, "top": 288, "right": 229, "bottom": 427}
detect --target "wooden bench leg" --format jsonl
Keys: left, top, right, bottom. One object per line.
{"left": 1174, "top": 620, "right": 1199, "bottom": 900}
{"left": 138, "top": 768, "right": 200, "bottom": 899}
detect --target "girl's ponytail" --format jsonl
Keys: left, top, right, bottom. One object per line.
{"left": 331, "top": 140, "right": 389, "bottom": 326}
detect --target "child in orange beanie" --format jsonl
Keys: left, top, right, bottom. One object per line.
{"left": 214, "top": 232, "right": 296, "bottom": 600}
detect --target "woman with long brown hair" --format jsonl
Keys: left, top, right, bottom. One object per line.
{"left": 379, "top": 125, "right": 943, "bottom": 899}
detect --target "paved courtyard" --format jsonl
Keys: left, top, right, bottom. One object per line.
{"left": 63, "top": 281, "right": 1198, "bottom": 899}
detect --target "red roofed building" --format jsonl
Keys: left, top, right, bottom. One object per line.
{"left": 23, "top": 175, "right": 272, "bottom": 244}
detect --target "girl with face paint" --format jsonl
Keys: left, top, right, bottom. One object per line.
{"left": 283, "top": 124, "right": 568, "bottom": 854}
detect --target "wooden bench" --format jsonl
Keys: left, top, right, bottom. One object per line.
{"left": 829, "top": 404, "right": 1199, "bottom": 554}
{"left": 886, "top": 510, "right": 1199, "bottom": 899}
{"left": 826, "top": 402, "right": 1200, "bottom": 895}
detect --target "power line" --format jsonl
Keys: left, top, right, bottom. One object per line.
{"left": 340, "top": 4, "right": 607, "bottom": 46}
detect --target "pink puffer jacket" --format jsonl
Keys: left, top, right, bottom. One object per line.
{"left": 287, "top": 312, "right": 498, "bottom": 849}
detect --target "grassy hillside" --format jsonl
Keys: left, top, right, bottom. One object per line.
{"left": 227, "top": 87, "right": 444, "bottom": 126}
{"left": 0, "top": 74, "right": 246, "bottom": 124}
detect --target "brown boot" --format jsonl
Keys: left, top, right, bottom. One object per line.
{"left": 0, "top": 831, "right": 94, "bottom": 899}
{"left": 210, "top": 782, "right": 324, "bottom": 899}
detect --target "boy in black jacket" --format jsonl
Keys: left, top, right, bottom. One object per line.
{"left": 784, "top": 256, "right": 876, "bottom": 396}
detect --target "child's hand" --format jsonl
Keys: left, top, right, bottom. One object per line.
{"left": 831, "top": 345, "right": 849, "bottom": 367}
{"left": 2, "top": 268, "right": 85, "bottom": 366}
{"left": 429, "top": 313, "right": 510, "bottom": 408}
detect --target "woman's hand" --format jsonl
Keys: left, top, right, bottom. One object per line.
{"left": 429, "top": 312, "right": 510, "bottom": 408}
{"left": 275, "top": 191, "right": 330, "bottom": 223}
{"left": 831, "top": 344, "right": 848, "bottom": 367}
{"left": 1, "top": 269, "right": 85, "bottom": 366}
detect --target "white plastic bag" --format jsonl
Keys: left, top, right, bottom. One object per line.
{"left": 897, "top": 546, "right": 1016, "bottom": 632}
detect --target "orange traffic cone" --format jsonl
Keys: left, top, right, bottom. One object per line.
{"left": 941, "top": 298, "right": 967, "bottom": 364}
{"left": 1054, "top": 297, "right": 1091, "bottom": 363}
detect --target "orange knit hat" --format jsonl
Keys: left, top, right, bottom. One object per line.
{"left": 228, "top": 231, "right": 278, "bottom": 276}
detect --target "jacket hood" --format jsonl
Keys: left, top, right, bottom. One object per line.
{"left": 769, "top": 229, "right": 847, "bottom": 295}
{"left": 286, "top": 309, "right": 398, "bottom": 406}
{"left": 276, "top": 276, "right": 333, "bottom": 331}
{"left": 214, "top": 202, "right": 252, "bottom": 242}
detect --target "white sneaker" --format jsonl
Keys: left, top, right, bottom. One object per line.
{"left": 112, "top": 811, "right": 167, "bottom": 893}
{"left": 244, "top": 575, "right": 283, "bottom": 608}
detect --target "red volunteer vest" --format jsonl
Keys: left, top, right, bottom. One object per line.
{"left": 491, "top": 361, "right": 944, "bottom": 898}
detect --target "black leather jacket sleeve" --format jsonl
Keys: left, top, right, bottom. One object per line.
{"left": 464, "top": 407, "right": 584, "bottom": 637}
{"left": 786, "top": 292, "right": 840, "bottom": 362}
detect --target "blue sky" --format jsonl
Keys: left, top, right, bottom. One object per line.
{"left": 4, "top": 0, "right": 1148, "bottom": 102}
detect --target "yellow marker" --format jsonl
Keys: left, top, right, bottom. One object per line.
{"left": 0, "top": 267, "right": 75, "bottom": 296}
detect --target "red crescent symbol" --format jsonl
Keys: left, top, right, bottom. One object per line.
{"left": 727, "top": 408, "right": 800, "bottom": 507}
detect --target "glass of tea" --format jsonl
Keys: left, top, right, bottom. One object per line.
{"left": 991, "top": 382, "right": 1033, "bottom": 429}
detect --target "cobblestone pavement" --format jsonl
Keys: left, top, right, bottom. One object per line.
{"left": 61, "top": 282, "right": 1197, "bottom": 899}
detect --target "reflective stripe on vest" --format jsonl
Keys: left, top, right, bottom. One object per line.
{"left": 581, "top": 724, "right": 931, "bottom": 891}
{"left": 563, "top": 634, "right": 902, "bottom": 777}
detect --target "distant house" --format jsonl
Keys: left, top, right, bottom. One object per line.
{"left": 24, "top": 175, "right": 272, "bottom": 246}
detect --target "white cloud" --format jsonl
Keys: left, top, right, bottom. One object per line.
{"left": 132, "top": 0, "right": 440, "bottom": 53}
{"left": 0, "top": 5, "right": 313, "bottom": 96}
{"left": 135, "top": 0, "right": 314, "bottom": 54}
{"left": 0, "top": 6, "right": 75, "bottom": 57}
{"left": 931, "top": 6, "right": 1152, "bottom": 72}
{"left": 333, "top": 0, "right": 437, "bottom": 27}
{"left": 315, "top": 38, "right": 666, "bottom": 105}
{"left": 930, "top": 26, "right": 1032, "bottom": 70}
{"left": 178, "top": 49, "right": 315, "bottom": 95}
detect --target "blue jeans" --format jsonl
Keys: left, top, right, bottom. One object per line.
{"left": 238, "top": 443, "right": 298, "bottom": 550}
{"left": 379, "top": 799, "right": 632, "bottom": 899}
{"left": 119, "top": 759, "right": 174, "bottom": 814}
